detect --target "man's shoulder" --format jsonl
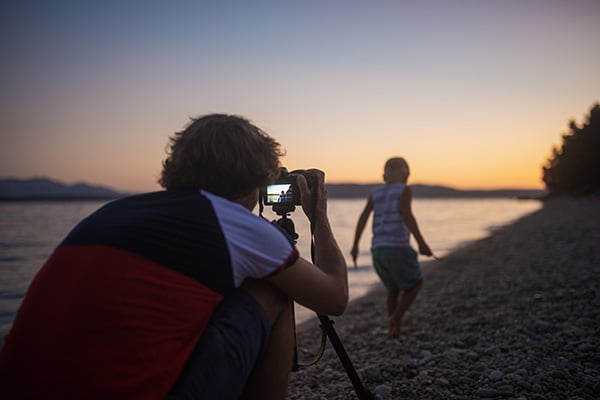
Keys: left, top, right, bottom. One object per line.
{"left": 96, "top": 190, "right": 211, "bottom": 222}
{"left": 114, "top": 190, "right": 203, "bottom": 204}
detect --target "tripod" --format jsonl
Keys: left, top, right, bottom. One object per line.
{"left": 272, "top": 211, "right": 374, "bottom": 400}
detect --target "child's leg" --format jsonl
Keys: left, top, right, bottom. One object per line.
{"left": 389, "top": 280, "right": 423, "bottom": 337}
{"left": 386, "top": 288, "right": 400, "bottom": 336}
{"left": 386, "top": 288, "right": 400, "bottom": 318}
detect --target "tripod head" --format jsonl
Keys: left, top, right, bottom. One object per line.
{"left": 274, "top": 212, "right": 299, "bottom": 244}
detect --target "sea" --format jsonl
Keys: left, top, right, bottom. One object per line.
{"left": 0, "top": 197, "right": 541, "bottom": 342}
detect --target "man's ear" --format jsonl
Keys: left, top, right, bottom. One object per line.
{"left": 233, "top": 189, "right": 259, "bottom": 211}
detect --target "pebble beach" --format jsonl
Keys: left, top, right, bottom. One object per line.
{"left": 287, "top": 197, "right": 600, "bottom": 400}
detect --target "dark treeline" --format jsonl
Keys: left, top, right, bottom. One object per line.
{"left": 543, "top": 102, "right": 600, "bottom": 196}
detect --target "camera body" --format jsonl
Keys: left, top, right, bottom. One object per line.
{"left": 260, "top": 167, "right": 315, "bottom": 239}
{"left": 262, "top": 168, "right": 315, "bottom": 215}
{"left": 263, "top": 172, "right": 302, "bottom": 206}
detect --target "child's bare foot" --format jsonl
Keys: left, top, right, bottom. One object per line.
{"left": 388, "top": 325, "right": 408, "bottom": 337}
{"left": 388, "top": 317, "right": 408, "bottom": 337}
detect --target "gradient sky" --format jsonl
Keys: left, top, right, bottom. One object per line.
{"left": 1, "top": 0, "right": 599, "bottom": 192}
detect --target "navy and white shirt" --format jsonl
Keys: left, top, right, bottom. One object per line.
{"left": 371, "top": 183, "right": 411, "bottom": 249}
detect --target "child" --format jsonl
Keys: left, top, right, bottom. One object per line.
{"left": 351, "top": 157, "right": 432, "bottom": 337}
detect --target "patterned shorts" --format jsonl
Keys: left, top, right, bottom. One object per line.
{"left": 372, "top": 246, "right": 422, "bottom": 290}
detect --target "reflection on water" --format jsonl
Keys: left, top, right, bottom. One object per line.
{"left": 0, "top": 198, "right": 541, "bottom": 335}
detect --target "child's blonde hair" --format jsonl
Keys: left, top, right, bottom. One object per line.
{"left": 384, "top": 157, "right": 410, "bottom": 183}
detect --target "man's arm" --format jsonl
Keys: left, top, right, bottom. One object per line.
{"left": 266, "top": 170, "right": 348, "bottom": 316}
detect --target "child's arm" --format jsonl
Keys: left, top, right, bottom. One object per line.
{"left": 350, "top": 196, "right": 373, "bottom": 267}
{"left": 400, "top": 187, "right": 432, "bottom": 256}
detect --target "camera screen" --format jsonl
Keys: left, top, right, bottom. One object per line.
{"left": 265, "top": 183, "right": 293, "bottom": 205}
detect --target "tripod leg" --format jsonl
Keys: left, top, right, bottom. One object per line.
{"left": 317, "top": 315, "right": 374, "bottom": 400}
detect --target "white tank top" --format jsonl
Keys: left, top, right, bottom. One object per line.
{"left": 371, "top": 183, "right": 410, "bottom": 249}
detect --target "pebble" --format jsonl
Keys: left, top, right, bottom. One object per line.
{"left": 373, "top": 384, "right": 392, "bottom": 396}
{"left": 437, "top": 378, "right": 449, "bottom": 386}
{"left": 578, "top": 342, "right": 594, "bottom": 352}
{"left": 475, "top": 387, "right": 498, "bottom": 398}
{"left": 489, "top": 370, "right": 503, "bottom": 381}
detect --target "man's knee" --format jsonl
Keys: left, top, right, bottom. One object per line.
{"left": 241, "top": 279, "right": 291, "bottom": 324}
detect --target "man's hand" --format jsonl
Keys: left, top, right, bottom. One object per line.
{"left": 296, "top": 169, "right": 326, "bottom": 224}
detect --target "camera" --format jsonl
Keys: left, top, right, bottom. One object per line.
{"left": 261, "top": 168, "right": 315, "bottom": 216}
{"left": 261, "top": 168, "right": 315, "bottom": 241}
{"left": 263, "top": 170, "right": 302, "bottom": 206}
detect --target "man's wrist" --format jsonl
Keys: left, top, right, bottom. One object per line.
{"left": 312, "top": 215, "right": 332, "bottom": 232}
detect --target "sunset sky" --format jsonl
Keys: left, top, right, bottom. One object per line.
{"left": 1, "top": 0, "right": 599, "bottom": 192}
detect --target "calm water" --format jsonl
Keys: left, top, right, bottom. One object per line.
{"left": 0, "top": 197, "right": 541, "bottom": 340}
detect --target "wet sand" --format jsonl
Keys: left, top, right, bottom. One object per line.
{"left": 288, "top": 197, "right": 600, "bottom": 400}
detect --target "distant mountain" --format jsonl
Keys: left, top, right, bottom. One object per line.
{"left": 0, "top": 177, "right": 126, "bottom": 200}
{"left": 326, "top": 183, "right": 547, "bottom": 199}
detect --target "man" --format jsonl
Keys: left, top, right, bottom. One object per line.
{"left": 0, "top": 114, "right": 348, "bottom": 399}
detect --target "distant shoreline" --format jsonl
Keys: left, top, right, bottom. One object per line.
{"left": 0, "top": 187, "right": 546, "bottom": 202}
{"left": 0, "top": 177, "right": 547, "bottom": 201}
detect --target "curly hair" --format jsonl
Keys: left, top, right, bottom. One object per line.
{"left": 158, "top": 114, "right": 284, "bottom": 199}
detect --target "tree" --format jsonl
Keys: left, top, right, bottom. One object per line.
{"left": 542, "top": 102, "right": 600, "bottom": 196}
